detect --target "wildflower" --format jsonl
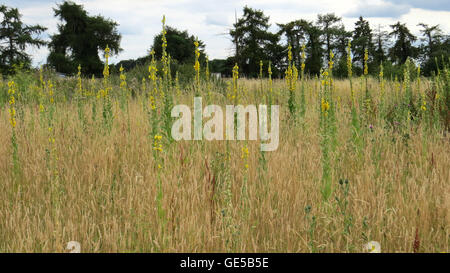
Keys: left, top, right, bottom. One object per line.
{"left": 149, "top": 95, "right": 156, "bottom": 110}
{"left": 8, "top": 81, "right": 17, "bottom": 128}
{"left": 287, "top": 44, "right": 292, "bottom": 62}
{"left": 205, "top": 56, "right": 210, "bottom": 81}
{"left": 321, "top": 98, "right": 330, "bottom": 117}
{"left": 417, "top": 64, "right": 421, "bottom": 86}
{"left": 301, "top": 43, "right": 306, "bottom": 71}
{"left": 364, "top": 48, "right": 369, "bottom": 75}
{"left": 153, "top": 134, "right": 163, "bottom": 169}
{"left": 194, "top": 38, "right": 201, "bottom": 91}
{"left": 328, "top": 50, "right": 334, "bottom": 70}
{"left": 231, "top": 63, "right": 239, "bottom": 103}
{"left": 119, "top": 65, "right": 127, "bottom": 91}
{"left": 241, "top": 146, "right": 249, "bottom": 159}
{"left": 241, "top": 144, "right": 249, "bottom": 170}
{"left": 103, "top": 45, "right": 110, "bottom": 79}
{"left": 48, "top": 81, "right": 54, "bottom": 104}
{"left": 153, "top": 134, "right": 163, "bottom": 152}
{"left": 421, "top": 93, "right": 427, "bottom": 111}
{"left": 346, "top": 41, "right": 352, "bottom": 78}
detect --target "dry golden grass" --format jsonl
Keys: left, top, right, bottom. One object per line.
{"left": 0, "top": 78, "right": 448, "bottom": 253}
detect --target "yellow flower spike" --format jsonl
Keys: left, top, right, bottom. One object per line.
{"left": 364, "top": 48, "right": 369, "bottom": 75}
{"left": 287, "top": 44, "right": 292, "bottom": 62}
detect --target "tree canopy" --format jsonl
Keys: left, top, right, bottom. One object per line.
{"left": 0, "top": 5, "right": 46, "bottom": 74}
{"left": 389, "top": 22, "right": 417, "bottom": 64}
{"left": 151, "top": 26, "right": 206, "bottom": 64}
{"left": 230, "top": 6, "right": 282, "bottom": 77}
{"left": 47, "top": 1, "right": 122, "bottom": 76}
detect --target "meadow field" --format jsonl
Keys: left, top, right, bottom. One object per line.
{"left": 0, "top": 45, "right": 449, "bottom": 253}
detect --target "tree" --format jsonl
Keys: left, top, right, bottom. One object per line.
{"left": 418, "top": 23, "right": 443, "bottom": 55}
{"left": 278, "top": 19, "right": 323, "bottom": 76}
{"left": 389, "top": 22, "right": 417, "bottom": 64}
{"left": 333, "top": 25, "right": 352, "bottom": 78}
{"left": 352, "top": 16, "right": 375, "bottom": 72}
{"left": 230, "top": 6, "right": 281, "bottom": 77}
{"left": 317, "top": 13, "right": 342, "bottom": 61}
{"left": 0, "top": 5, "right": 46, "bottom": 74}
{"left": 373, "top": 24, "right": 390, "bottom": 67}
{"left": 334, "top": 25, "right": 352, "bottom": 58}
{"left": 151, "top": 26, "right": 206, "bottom": 64}
{"left": 417, "top": 23, "right": 449, "bottom": 76}
{"left": 277, "top": 20, "right": 308, "bottom": 67}
{"left": 47, "top": 1, "right": 122, "bottom": 76}
{"left": 304, "top": 22, "right": 323, "bottom": 76}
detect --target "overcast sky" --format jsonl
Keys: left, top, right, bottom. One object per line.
{"left": 3, "top": 0, "right": 450, "bottom": 66}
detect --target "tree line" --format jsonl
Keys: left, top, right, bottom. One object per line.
{"left": 1, "top": 2, "right": 449, "bottom": 78}
{"left": 229, "top": 6, "right": 449, "bottom": 78}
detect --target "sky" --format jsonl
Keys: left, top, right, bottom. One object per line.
{"left": 2, "top": 0, "right": 450, "bottom": 66}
